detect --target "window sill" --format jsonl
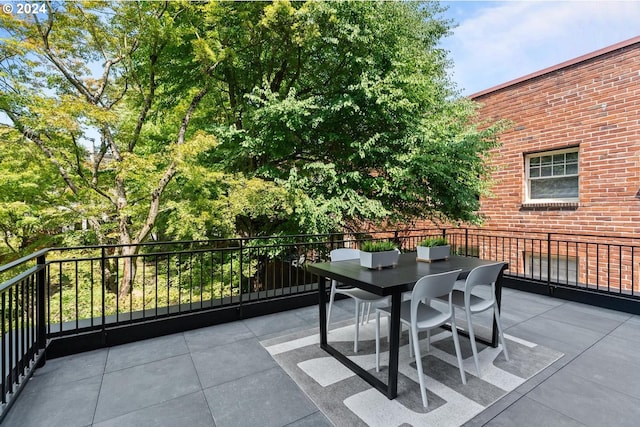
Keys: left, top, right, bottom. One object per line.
{"left": 520, "top": 202, "right": 579, "bottom": 211}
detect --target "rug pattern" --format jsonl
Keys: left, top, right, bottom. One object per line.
{"left": 261, "top": 319, "right": 563, "bottom": 427}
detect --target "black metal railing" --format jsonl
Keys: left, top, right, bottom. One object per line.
{"left": 0, "top": 249, "right": 47, "bottom": 416}
{"left": 40, "top": 229, "right": 440, "bottom": 339}
{"left": 1, "top": 227, "right": 639, "bottom": 418}
{"left": 444, "top": 228, "right": 639, "bottom": 297}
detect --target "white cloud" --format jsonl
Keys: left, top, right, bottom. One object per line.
{"left": 442, "top": 1, "right": 640, "bottom": 95}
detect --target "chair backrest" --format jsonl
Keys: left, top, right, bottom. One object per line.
{"left": 330, "top": 248, "right": 361, "bottom": 262}
{"left": 411, "top": 269, "right": 462, "bottom": 316}
{"left": 463, "top": 262, "right": 506, "bottom": 296}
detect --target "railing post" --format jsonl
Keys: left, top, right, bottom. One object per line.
{"left": 465, "top": 228, "right": 469, "bottom": 257}
{"left": 239, "top": 238, "right": 244, "bottom": 311}
{"left": 547, "top": 233, "right": 553, "bottom": 295}
{"left": 36, "top": 254, "right": 46, "bottom": 367}
{"left": 101, "top": 247, "right": 106, "bottom": 343}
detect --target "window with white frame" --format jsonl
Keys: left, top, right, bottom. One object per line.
{"left": 526, "top": 148, "right": 579, "bottom": 202}
{"left": 524, "top": 252, "right": 578, "bottom": 285}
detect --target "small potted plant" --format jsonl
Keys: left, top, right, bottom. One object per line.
{"left": 360, "top": 241, "right": 400, "bottom": 269}
{"left": 416, "top": 237, "right": 450, "bottom": 262}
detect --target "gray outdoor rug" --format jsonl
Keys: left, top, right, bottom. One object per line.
{"left": 261, "top": 319, "right": 563, "bottom": 427}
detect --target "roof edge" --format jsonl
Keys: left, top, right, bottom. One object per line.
{"left": 470, "top": 35, "right": 640, "bottom": 99}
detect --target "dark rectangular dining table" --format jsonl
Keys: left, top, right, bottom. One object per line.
{"left": 307, "top": 252, "right": 508, "bottom": 400}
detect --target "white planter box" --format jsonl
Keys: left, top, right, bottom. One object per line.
{"left": 360, "top": 250, "right": 399, "bottom": 269}
{"left": 417, "top": 245, "right": 450, "bottom": 262}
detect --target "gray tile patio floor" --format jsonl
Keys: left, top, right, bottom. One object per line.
{"left": 3, "top": 287, "right": 640, "bottom": 427}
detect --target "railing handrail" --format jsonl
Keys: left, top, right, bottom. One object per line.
{"left": 445, "top": 227, "right": 640, "bottom": 241}
{"left": 0, "top": 248, "right": 49, "bottom": 274}
{"left": 5, "top": 227, "right": 640, "bottom": 269}
{"left": 44, "top": 227, "right": 640, "bottom": 255}
{"left": 0, "top": 264, "right": 43, "bottom": 292}
{"left": 44, "top": 230, "right": 401, "bottom": 253}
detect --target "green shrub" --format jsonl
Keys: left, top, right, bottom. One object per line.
{"left": 417, "top": 237, "right": 449, "bottom": 247}
{"left": 361, "top": 241, "right": 398, "bottom": 252}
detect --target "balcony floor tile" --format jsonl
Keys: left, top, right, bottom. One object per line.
{"left": 105, "top": 333, "right": 189, "bottom": 372}
{"left": 539, "top": 302, "right": 630, "bottom": 335}
{"left": 191, "top": 337, "right": 278, "bottom": 389}
{"left": 93, "top": 354, "right": 201, "bottom": 423}
{"left": 203, "top": 366, "right": 318, "bottom": 427}
{"left": 92, "top": 391, "right": 214, "bottom": 427}
{"left": 526, "top": 368, "right": 640, "bottom": 427}
{"left": 482, "top": 395, "right": 586, "bottom": 427}
{"left": 184, "top": 320, "right": 255, "bottom": 352}
{"left": 2, "top": 375, "right": 101, "bottom": 427}
{"left": 30, "top": 348, "right": 108, "bottom": 386}
{"left": 610, "top": 315, "right": 640, "bottom": 344}
{"left": 560, "top": 334, "right": 640, "bottom": 400}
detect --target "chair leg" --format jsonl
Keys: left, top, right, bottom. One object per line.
{"left": 375, "top": 311, "right": 381, "bottom": 372}
{"left": 494, "top": 302, "right": 509, "bottom": 361}
{"left": 354, "top": 301, "right": 360, "bottom": 353}
{"left": 387, "top": 313, "right": 391, "bottom": 346}
{"left": 466, "top": 310, "right": 481, "bottom": 378}
{"left": 364, "top": 302, "right": 372, "bottom": 324}
{"left": 450, "top": 317, "right": 467, "bottom": 384}
{"left": 408, "top": 326, "right": 413, "bottom": 358}
{"left": 411, "top": 326, "right": 428, "bottom": 408}
{"left": 326, "top": 283, "right": 336, "bottom": 331}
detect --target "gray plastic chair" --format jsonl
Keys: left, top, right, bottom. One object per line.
{"left": 375, "top": 269, "right": 466, "bottom": 408}
{"left": 447, "top": 262, "right": 509, "bottom": 377}
{"left": 326, "top": 248, "right": 389, "bottom": 353}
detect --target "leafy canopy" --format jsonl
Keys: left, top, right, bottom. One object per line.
{"left": 0, "top": 0, "right": 505, "bottom": 262}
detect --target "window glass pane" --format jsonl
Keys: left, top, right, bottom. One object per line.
{"left": 553, "top": 165, "right": 564, "bottom": 175}
{"left": 541, "top": 166, "right": 552, "bottom": 177}
{"left": 553, "top": 154, "right": 565, "bottom": 165}
{"left": 566, "top": 163, "right": 578, "bottom": 174}
{"left": 541, "top": 156, "right": 552, "bottom": 166}
{"left": 530, "top": 157, "right": 540, "bottom": 166}
{"left": 530, "top": 176, "right": 578, "bottom": 199}
{"left": 530, "top": 168, "right": 540, "bottom": 177}
{"left": 566, "top": 151, "right": 578, "bottom": 162}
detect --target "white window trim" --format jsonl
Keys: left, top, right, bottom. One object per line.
{"left": 525, "top": 147, "right": 579, "bottom": 204}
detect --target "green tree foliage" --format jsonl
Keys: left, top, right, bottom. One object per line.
{"left": 196, "top": 0, "right": 505, "bottom": 229}
{"left": 1, "top": 1, "right": 224, "bottom": 295}
{"left": 0, "top": 134, "right": 74, "bottom": 259}
{"left": 0, "top": 1, "right": 506, "bottom": 293}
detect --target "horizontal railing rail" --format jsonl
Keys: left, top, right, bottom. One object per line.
{"left": 0, "top": 227, "right": 639, "bottom": 419}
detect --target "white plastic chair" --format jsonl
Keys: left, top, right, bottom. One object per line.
{"left": 446, "top": 262, "right": 509, "bottom": 377}
{"left": 375, "top": 270, "right": 466, "bottom": 408}
{"left": 326, "top": 248, "right": 389, "bottom": 353}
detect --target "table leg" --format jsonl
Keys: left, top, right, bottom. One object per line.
{"left": 491, "top": 270, "right": 505, "bottom": 347}
{"left": 386, "top": 292, "right": 401, "bottom": 399}
{"left": 318, "top": 277, "right": 397, "bottom": 399}
{"left": 318, "top": 276, "right": 327, "bottom": 347}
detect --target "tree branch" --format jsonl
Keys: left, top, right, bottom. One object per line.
{"left": 6, "top": 110, "right": 80, "bottom": 195}
{"left": 134, "top": 87, "right": 208, "bottom": 243}
{"left": 129, "top": 42, "right": 159, "bottom": 152}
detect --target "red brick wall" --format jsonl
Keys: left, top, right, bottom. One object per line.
{"left": 473, "top": 42, "right": 640, "bottom": 237}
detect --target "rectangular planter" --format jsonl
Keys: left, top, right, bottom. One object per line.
{"left": 360, "top": 250, "right": 399, "bottom": 269}
{"left": 417, "top": 245, "right": 450, "bottom": 262}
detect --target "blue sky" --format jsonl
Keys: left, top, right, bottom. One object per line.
{"left": 439, "top": 1, "right": 640, "bottom": 96}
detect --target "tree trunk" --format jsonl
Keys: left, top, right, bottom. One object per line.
{"left": 118, "top": 245, "right": 138, "bottom": 298}
{"left": 104, "top": 256, "right": 119, "bottom": 294}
